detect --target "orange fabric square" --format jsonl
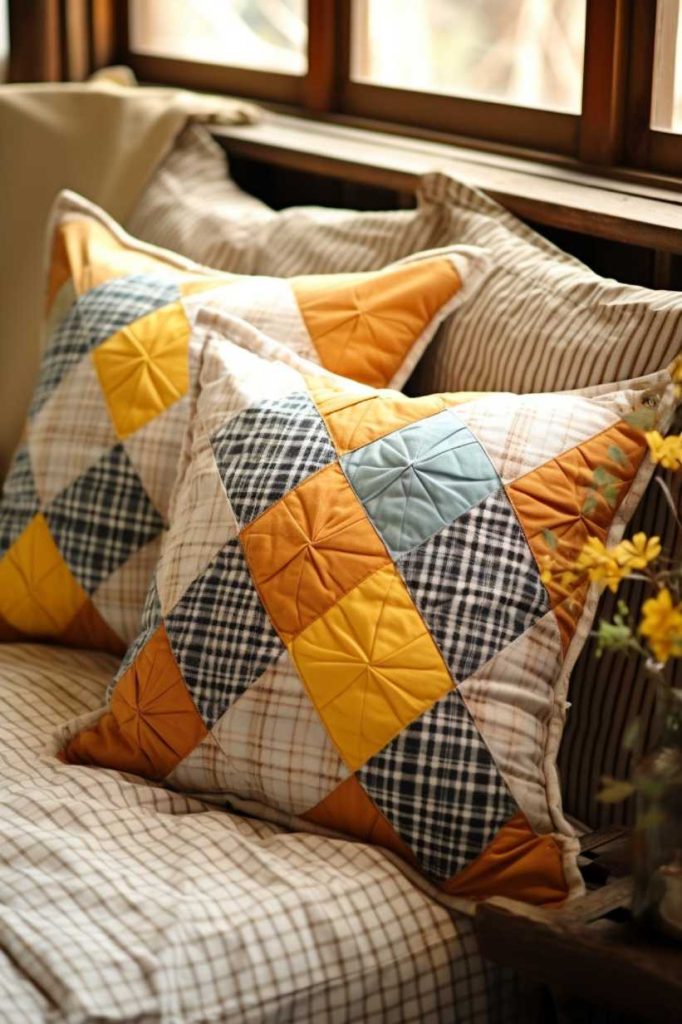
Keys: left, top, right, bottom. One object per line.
{"left": 241, "top": 462, "right": 390, "bottom": 643}
{"left": 303, "top": 775, "right": 416, "bottom": 864}
{"left": 439, "top": 813, "right": 569, "bottom": 905}
{"left": 62, "top": 623, "right": 207, "bottom": 778}
{"left": 507, "top": 420, "right": 645, "bottom": 651}
{"left": 291, "top": 257, "right": 460, "bottom": 388}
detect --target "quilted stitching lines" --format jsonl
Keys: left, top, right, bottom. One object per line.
{"left": 289, "top": 563, "right": 453, "bottom": 771}
{"left": 357, "top": 689, "right": 517, "bottom": 881}
{"left": 342, "top": 409, "right": 499, "bottom": 557}
{"left": 241, "top": 462, "right": 391, "bottom": 643}
{"left": 92, "top": 302, "right": 191, "bottom": 439}
{"left": 165, "top": 537, "right": 283, "bottom": 726}
{"left": 43, "top": 444, "right": 164, "bottom": 595}
{"left": 210, "top": 392, "right": 337, "bottom": 528}
{"left": 0, "top": 446, "right": 40, "bottom": 552}
{"left": 30, "top": 274, "right": 179, "bottom": 418}
{"left": 398, "top": 490, "right": 550, "bottom": 682}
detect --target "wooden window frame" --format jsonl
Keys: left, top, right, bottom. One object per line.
{"left": 624, "top": 0, "right": 682, "bottom": 175}
{"left": 11, "top": 0, "right": 682, "bottom": 177}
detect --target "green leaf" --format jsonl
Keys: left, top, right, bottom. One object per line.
{"left": 622, "top": 717, "right": 641, "bottom": 753}
{"left": 607, "top": 445, "right": 628, "bottom": 467}
{"left": 602, "top": 483, "right": 620, "bottom": 509}
{"left": 624, "top": 408, "right": 658, "bottom": 430}
{"left": 597, "top": 777, "right": 636, "bottom": 803}
{"left": 542, "top": 528, "right": 558, "bottom": 550}
{"left": 581, "top": 494, "right": 598, "bottom": 516}
{"left": 594, "top": 618, "right": 633, "bottom": 656}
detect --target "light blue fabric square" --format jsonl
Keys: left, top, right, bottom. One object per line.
{"left": 341, "top": 409, "right": 499, "bottom": 556}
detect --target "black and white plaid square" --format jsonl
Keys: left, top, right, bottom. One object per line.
{"left": 30, "top": 273, "right": 180, "bottom": 418}
{"left": 210, "top": 391, "right": 337, "bottom": 527}
{"left": 108, "top": 579, "right": 163, "bottom": 699}
{"left": 358, "top": 689, "right": 517, "bottom": 881}
{"left": 164, "top": 537, "right": 283, "bottom": 726}
{"left": 398, "top": 489, "right": 550, "bottom": 683}
{"left": 43, "top": 443, "right": 164, "bottom": 594}
{"left": 0, "top": 445, "right": 40, "bottom": 553}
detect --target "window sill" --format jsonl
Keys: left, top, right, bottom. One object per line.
{"left": 214, "top": 113, "right": 682, "bottom": 255}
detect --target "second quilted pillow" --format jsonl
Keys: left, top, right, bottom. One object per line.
{"left": 0, "top": 191, "right": 479, "bottom": 652}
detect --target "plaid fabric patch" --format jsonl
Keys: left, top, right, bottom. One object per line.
{"left": 30, "top": 274, "right": 180, "bottom": 418}
{"left": 398, "top": 489, "right": 550, "bottom": 682}
{"left": 0, "top": 446, "right": 40, "bottom": 552}
{"left": 165, "top": 537, "right": 283, "bottom": 725}
{"left": 108, "top": 579, "right": 163, "bottom": 698}
{"left": 358, "top": 689, "right": 517, "bottom": 880}
{"left": 43, "top": 444, "right": 164, "bottom": 595}
{"left": 210, "top": 392, "right": 337, "bottom": 527}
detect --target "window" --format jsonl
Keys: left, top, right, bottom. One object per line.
{"left": 351, "top": 0, "right": 586, "bottom": 114}
{"left": 120, "top": 1, "right": 682, "bottom": 173}
{"left": 129, "top": 0, "right": 307, "bottom": 75}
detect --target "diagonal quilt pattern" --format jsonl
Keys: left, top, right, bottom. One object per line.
{"left": 62, "top": 328, "right": 677, "bottom": 906}
{"left": 0, "top": 190, "right": 470, "bottom": 651}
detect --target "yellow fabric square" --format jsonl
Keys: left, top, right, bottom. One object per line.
{"left": 289, "top": 563, "right": 453, "bottom": 771}
{"left": 0, "top": 514, "right": 88, "bottom": 636}
{"left": 91, "top": 302, "right": 190, "bottom": 439}
{"left": 305, "top": 373, "right": 485, "bottom": 454}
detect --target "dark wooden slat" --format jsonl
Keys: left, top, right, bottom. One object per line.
{"left": 625, "top": 0, "right": 659, "bottom": 167}
{"left": 90, "top": 0, "right": 128, "bottom": 72}
{"left": 341, "top": 80, "right": 578, "bottom": 157}
{"left": 128, "top": 53, "right": 303, "bottom": 105}
{"left": 214, "top": 115, "right": 682, "bottom": 253}
{"left": 60, "top": 0, "right": 90, "bottom": 81}
{"left": 302, "top": 0, "right": 340, "bottom": 112}
{"left": 646, "top": 128, "right": 682, "bottom": 176}
{"left": 7, "top": 0, "right": 62, "bottom": 82}
{"left": 476, "top": 895, "right": 682, "bottom": 1024}
{"left": 579, "top": 0, "right": 630, "bottom": 164}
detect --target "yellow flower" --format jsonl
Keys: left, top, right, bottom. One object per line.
{"left": 574, "top": 537, "right": 627, "bottom": 592}
{"left": 613, "top": 532, "right": 661, "bottom": 571}
{"left": 645, "top": 430, "right": 682, "bottom": 471}
{"left": 639, "top": 588, "right": 682, "bottom": 664}
{"left": 539, "top": 556, "right": 553, "bottom": 585}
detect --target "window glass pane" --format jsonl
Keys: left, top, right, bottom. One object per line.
{"left": 352, "top": 0, "right": 586, "bottom": 114}
{"left": 129, "top": 0, "right": 307, "bottom": 75}
{"left": 651, "top": 0, "right": 682, "bottom": 132}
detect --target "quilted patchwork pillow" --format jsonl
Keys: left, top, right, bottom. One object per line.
{"left": 60, "top": 313, "right": 678, "bottom": 904}
{"left": 0, "top": 191, "right": 480, "bottom": 653}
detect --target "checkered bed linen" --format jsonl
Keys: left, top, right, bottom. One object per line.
{"left": 0, "top": 643, "right": 513, "bottom": 1023}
